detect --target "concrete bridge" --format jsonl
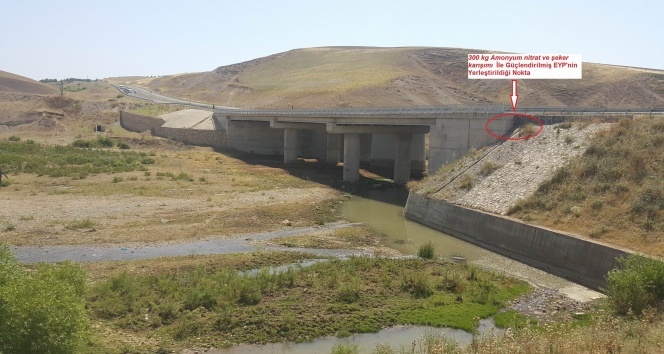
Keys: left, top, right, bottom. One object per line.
{"left": 117, "top": 85, "right": 663, "bottom": 184}
{"left": 217, "top": 107, "right": 514, "bottom": 184}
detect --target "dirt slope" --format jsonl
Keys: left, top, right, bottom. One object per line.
{"left": 115, "top": 47, "right": 664, "bottom": 109}
{"left": 0, "top": 70, "right": 56, "bottom": 95}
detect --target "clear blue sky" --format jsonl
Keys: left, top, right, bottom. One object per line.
{"left": 1, "top": 0, "right": 662, "bottom": 80}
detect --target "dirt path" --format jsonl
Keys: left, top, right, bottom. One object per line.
{"left": 12, "top": 222, "right": 367, "bottom": 263}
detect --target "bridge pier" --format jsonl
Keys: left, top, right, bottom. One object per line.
{"left": 326, "top": 133, "right": 342, "bottom": 164}
{"left": 394, "top": 134, "right": 413, "bottom": 184}
{"left": 343, "top": 133, "right": 361, "bottom": 182}
{"left": 327, "top": 124, "right": 429, "bottom": 183}
{"left": 360, "top": 134, "right": 373, "bottom": 163}
{"left": 283, "top": 128, "right": 298, "bottom": 163}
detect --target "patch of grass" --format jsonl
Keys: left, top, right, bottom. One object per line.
{"left": 86, "top": 256, "right": 529, "bottom": 346}
{"left": 67, "top": 218, "right": 95, "bottom": 230}
{"left": 479, "top": 160, "right": 501, "bottom": 176}
{"left": 417, "top": 241, "right": 435, "bottom": 259}
{"left": 172, "top": 172, "right": 194, "bottom": 182}
{"left": 494, "top": 309, "right": 536, "bottom": 328}
{"left": 274, "top": 226, "right": 383, "bottom": 249}
{"left": 0, "top": 141, "right": 153, "bottom": 178}
{"left": 457, "top": 174, "right": 474, "bottom": 190}
{"left": 330, "top": 343, "right": 359, "bottom": 354}
{"left": 519, "top": 123, "right": 537, "bottom": 138}
{"left": 7, "top": 135, "right": 20, "bottom": 142}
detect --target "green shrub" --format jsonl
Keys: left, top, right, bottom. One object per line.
{"left": 141, "top": 157, "right": 156, "bottom": 165}
{"left": 7, "top": 135, "right": 20, "bottom": 142}
{"left": 417, "top": 242, "right": 435, "bottom": 259}
{"left": 605, "top": 255, "right": 664, "bottom": 316}
{"left": 72, "top": 139, "right": 92, "bottom": 148}
{"left": 237, "top": 281, "right": 262, "bottom": 306}
{"left": 117, "top": 142, "right": 130, "bottom": 150}
{"left": 631, "top": 188, "right": 664, "bottom": 221}
{"left": 0, "top": 244, "right": 89, "bottom": 353}
{"left": 96, "top": 136, "right": 115, "bottom": 147}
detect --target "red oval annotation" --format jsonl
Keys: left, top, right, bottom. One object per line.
{"left": 485, "top": 113, "right": 543, "bottom": 141}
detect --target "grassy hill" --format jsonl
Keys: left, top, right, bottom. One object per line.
{"left": 507, "top": 115, "right": 664, "bottom": 256}
{"left": 114, "top": 47, "right": 664, "bottom": 109}
{"left": 0, "top": 70, "right": 56, "bottom": 95}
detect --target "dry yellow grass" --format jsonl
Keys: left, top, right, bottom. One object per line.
{"left": 114, "top": 47, "right": 664, "bottom": 109}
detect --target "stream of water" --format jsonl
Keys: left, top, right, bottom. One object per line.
{"left": 209, "top": 188, "right": 600, "bottom": 353}
{"left": 342, "top": 188, "right": 600, "bottom": 300}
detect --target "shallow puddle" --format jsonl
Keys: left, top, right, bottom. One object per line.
{"left": 207, "top": 319, "right": 500, "bottom": 354}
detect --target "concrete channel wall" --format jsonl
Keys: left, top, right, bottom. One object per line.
{"left": 119, "top": 111, "right": 165, "bottom": 132}
{"left": 404, "top": 193, "right": 630, "bottom": 291}
{"left": 120, "top": 111, "right": 227, "bottom": 148}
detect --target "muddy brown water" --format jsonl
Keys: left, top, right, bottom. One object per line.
{"left": 342, "top": 188, "right": 602, "bottom": 301}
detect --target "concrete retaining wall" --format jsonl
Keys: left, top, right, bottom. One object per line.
{"left": 153, "top": 126, "right": 227, "bottom": 147}
{"left": 120, "top": 111, "right": 165, "bottom": 132}
{"left": 120, "top": 110, "right": 227, "bottom": 148}
{"left": 404, "top": 193, "right": 629, "bottom": 291}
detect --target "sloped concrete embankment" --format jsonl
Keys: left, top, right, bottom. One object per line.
{"left": 120, "top": 111, "right": 227, "bottom": 147}
{"left": 404, "top": 193, "right": 629, "bottom": 291}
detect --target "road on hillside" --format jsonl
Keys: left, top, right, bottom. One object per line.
{"left": 114, "top": 84, "right": 239, "bottom": 110}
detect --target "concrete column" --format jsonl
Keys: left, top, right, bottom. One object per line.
{"left": 411, "top": 133, "right": 426, "bottom": 174}
{"left": 394, "top": 134, "right": 412, "bottom": 185}
{"left": 370, "top": 134, "right": 394, "bottom": 168}
{"left": 326, "top": 133, "right": 341, "bottom": 164}
{"left": 284, "top": 128, "right": 298, "bottom": 163}
{"left": 360, "top": 134, "right": 373, "bottom": 163}
{"left": 343, "top": 133, "right": 361, "bottom": 182}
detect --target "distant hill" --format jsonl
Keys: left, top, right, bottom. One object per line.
{"left": 117, "top": 47, "right": 664, "bottom": 109}
{"left": 0, "top": 70, "right": 57, "bottom": 95}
